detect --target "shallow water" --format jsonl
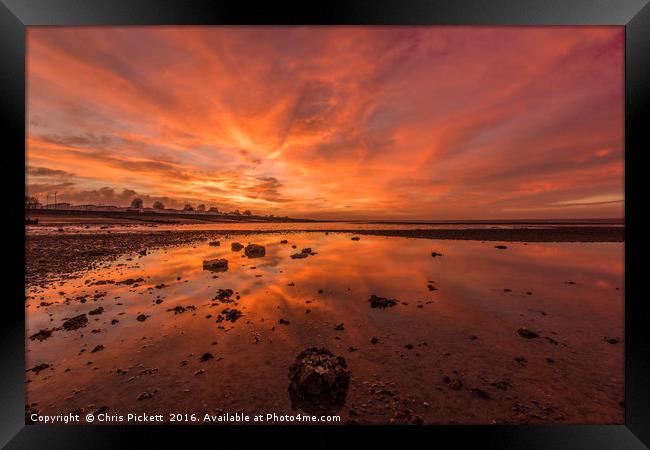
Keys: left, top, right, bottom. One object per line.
{"left": 26, "top": 232, "right": 624, "bottom": 424}
{"left": 26, "top": 220, "right": 623, "bottom": 235}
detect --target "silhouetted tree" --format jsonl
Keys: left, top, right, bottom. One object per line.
{"left": 208, "top": 206, "right": 219, "bottom": 213}
{"left": 25, "top": 196, "right": 39, "bottom": 208}
{"left": 243, "top": 210, "right": 252, "bottom": 216}
{"left": 197, "top": 204, "right": 206, "bottom": 211}
{"left": 130, "top": 198, "right": 143, "bottom": 209}
{"left": 153, "top": 201, "right": 165, "bottom": 210}
{"left": 183, "top": 204, "right": 194, "bottom": 211}
{"left": 233, "top": 209, "right": 241, "bottom": 215}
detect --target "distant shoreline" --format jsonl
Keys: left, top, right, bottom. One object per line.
{"left": 26, "top": 210, "right": 623, "bottom": 226}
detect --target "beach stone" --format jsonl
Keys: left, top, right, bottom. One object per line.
{"left": 216, "top": 308, "right": 242, "bottom": 323}
{"left": 291, "top": 253, "right": 309, "bottom": 259}
{"left": 215, "top": 289, "right": 234, "bottom": 301}
{"left": 244, "top": 244, "right": 266, "bottom": 258}
{"left": 203, "top": 258, "right": 228, "bottom": 272}
{"left": 231, "top": 242, "right": 244, "bottom": 251}
{"left": 62, "top": 314, "right": 88, "bottom": 331}
{"left": 288, "top": 347, "right": 350, "bottom": 414}
{"left": 199, "top": 352, "right": 214, "bottom": 362}
{"left": 209, "top": 241, "right": 220, "bottom": 246}
{"left": 517, "top": 327, "right": 539, "bottom": 339}
{"left": 29, "top": 329, "right": 54, "bottom": 341}
{"left": 351, "top": 236, "right": 360, "bottom": 241}
{"left": 88, "top": 307, "right": 104, "bottom": 315}
{"left": 368, "top": 295, "right": 397, "bottom": 309}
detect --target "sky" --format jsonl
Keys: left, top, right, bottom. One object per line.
{"left": 26, "top": 26, "right": 624, "bottom": 220}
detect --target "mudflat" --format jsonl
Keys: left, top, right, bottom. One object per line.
{"left": 26, "top": 226, "right": 624, "bottom": 424}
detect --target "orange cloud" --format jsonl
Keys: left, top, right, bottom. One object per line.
{"left": 26, "top": 26, "right": 624, "bottom": 219}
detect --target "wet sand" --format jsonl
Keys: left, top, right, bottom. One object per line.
{"left": 25, "top": 228, "right": 624, "bottom": 425}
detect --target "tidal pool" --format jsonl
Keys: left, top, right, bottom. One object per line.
{"left": 26, "top": 232, "right": 624, "bottom": 424}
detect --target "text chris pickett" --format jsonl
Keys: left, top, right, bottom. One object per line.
{"left": 29, "top": 412, "right": 342, "bottom": 424}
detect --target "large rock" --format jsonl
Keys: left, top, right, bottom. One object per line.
{"left": 288, "top": 348, "right": 350, "bottom": 414}
{"left": 368, "top": 295, "right": 397, "bottom": 309}
{"left": 244, "top": 244, "right": 266, "bottom": 258}
{"left": 62, "top": 314, "right": 88, "bottom": 331}
{"left": 202, "top": 258, "right": 229, "bottom": 272}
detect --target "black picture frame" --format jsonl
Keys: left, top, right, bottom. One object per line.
{"left": 2, "top": 0, "right": 648, "bottom": 448}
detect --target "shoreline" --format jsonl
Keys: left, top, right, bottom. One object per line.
{"left": 26, "top": 226, "right": 624, "bottom": 288}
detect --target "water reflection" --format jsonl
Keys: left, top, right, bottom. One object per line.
{"left": 25, "top": 233, "right": 624, "bottom": 424}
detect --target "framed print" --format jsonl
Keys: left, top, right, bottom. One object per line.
{"left": 1, "top": 0, "right": 648, "bottom": 448}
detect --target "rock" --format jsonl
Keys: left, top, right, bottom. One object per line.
{"left": 244, "top": 244, "right": 266, "bottom": 258}
{"left": 89, "top": 280, "right": 115, "bottom": 286}
{"left": 280, "top": 240, "right": 288, "bottom": 244}
{"left": 288, "top": 347, "right": 350, "bottom": 414}
{"left": 136, "top": 314, "right": 149, "bottom": 322}
{"left": 447, "top": 377, "right": 463, "bottom": 390}
{"left": 495, "top": 245, "right": 508, "bottom": 250}
{"left": 88, "top": 307, "right": 104, "bottom": 316}
{"left": 471, "top": 388, "right": 491, "bottom": 399}
{"left": 199, "top": 352, "right": 214, "bottom": 362}
{"left": 209, "top": 241, "right": 220, "bottom": 246}
{"left": 168, "top": 305, "right": 195, "bottom": 314}
{"left": 137, "top": 391, "right": 155, "bottom": 400}
{"left": 117, "top": 277, "right": 145, "bottom": 285}
{"left": 215, "top": 289, "right": 234, "bottom": 301}
{"left": 62, "top": 314, "right": 88, "bottom": 331}
{"left": 216, "top": 308, "right": 242, "bottom": 323}
{"left": 351, "top": 237, "right": 360, "bottom": 241}
{"left": 138, "top": 249, "right": 147, "bottom": 256}
{"left": 604, "top": 337, "right": 619, "bottom": 344}
{"left": 231, "top": 242, "right": 244, "bottom": 251}
{"left": 368, "top": 295, "right": 397, "bottom": 309}
{"left": 28, "top": 363, "right": 50, "bottom": 374}
{"left": 334, "top": 323, "right": 344, "bottom": 331}
{"left": 491, "top": 380, "right": 512, "bottom": 390}
{"left": 301, "top": 248, "right": 313, "bottom": 254}
{"left": 279, "top": 318, "right": 290, "bottom": 325}
{"left": 91, "top": 345, "right": 104, "bottom": 353}
{"left": 291, "top": 253, "right": 309, "bottom": 259}
{"left": 370, "top": 337, "right": 380, "bottom": 345}
{"left": 203, "top": 258, "right": 228, "bottom": 272}
{"left": 29, "top": 329, "right": 54, "bottom": 341}
{"left": 514, "top": 356, "right": 528, "bottom": 366}
{"left": 427, "top": 284, "right": 437, "bottom": 291}
{"left": 431, "top": 251, "right": 443, "bottom": 257}
{"left": 517, "top": 327, "right": 539, "bottom": 339}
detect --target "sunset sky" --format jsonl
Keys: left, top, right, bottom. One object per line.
{"left": 26, "top": 27, "right": 624, "bottom": 220}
